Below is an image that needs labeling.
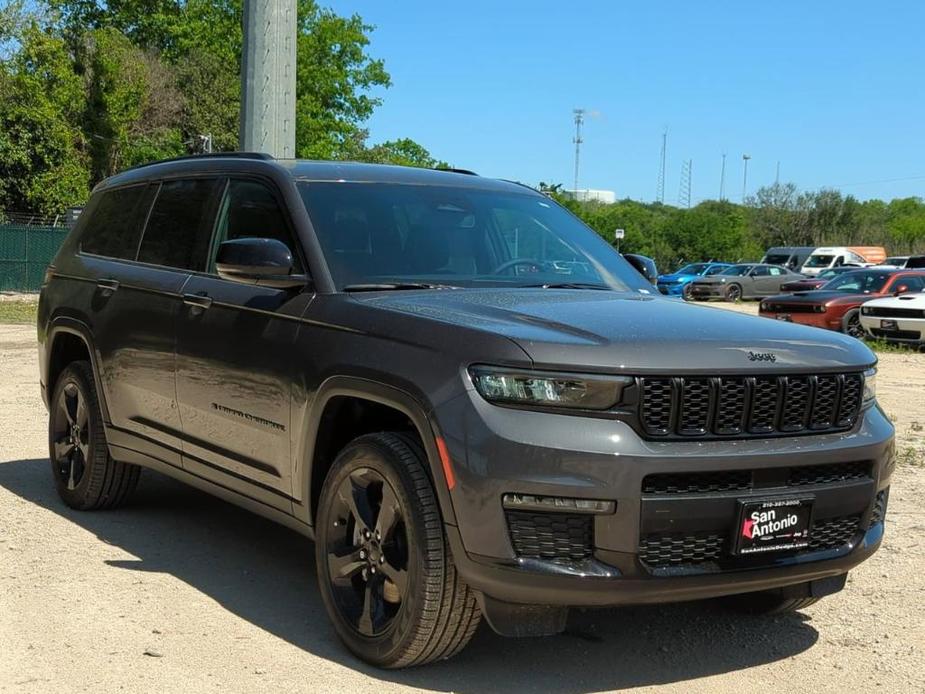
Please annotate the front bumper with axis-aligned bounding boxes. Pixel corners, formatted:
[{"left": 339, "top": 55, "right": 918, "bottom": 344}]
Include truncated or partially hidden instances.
[
  {"left": 759, "top": 310, "right": 842, "bottom": 331},
  {"left": 657, "top": 283, "right": 685, "bottom": 296},
  {"left": 688, "top": 283, "right": 726, "bottom": 299},
  {"left": 860, "top": 315, "right": 925, "bottom": 343},
  {"left": 436, "top": 393, "right": 894, "bottom": 607}
]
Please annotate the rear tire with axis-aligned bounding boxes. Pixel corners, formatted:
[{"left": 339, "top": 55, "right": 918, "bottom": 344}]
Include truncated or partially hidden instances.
[
  {"left": 315, "top": 432, "right": 480, "bottom": 668},
  {"left": 48, "top": 361, "right": 140, "bottom": 510}
]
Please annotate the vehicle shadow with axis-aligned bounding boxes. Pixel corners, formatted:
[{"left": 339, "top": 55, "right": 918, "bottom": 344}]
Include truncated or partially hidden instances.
[{"left": 0, "top": 459, "right": 819, "bottom": 692}]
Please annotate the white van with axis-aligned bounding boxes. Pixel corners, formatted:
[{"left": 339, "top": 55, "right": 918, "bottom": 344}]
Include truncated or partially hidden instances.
[{"left": 800, "top": 246, "right": 887, "bottom": 276}]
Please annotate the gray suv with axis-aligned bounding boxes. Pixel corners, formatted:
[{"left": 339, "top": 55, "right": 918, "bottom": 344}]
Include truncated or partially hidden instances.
[{"left": 37, "top": 154, "right": 894, "bottom": 668}]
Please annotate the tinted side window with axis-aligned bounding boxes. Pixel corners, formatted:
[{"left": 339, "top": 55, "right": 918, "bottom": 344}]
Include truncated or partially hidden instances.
[
  {"left": 212, "top": 179, "right": 302, "bottom": 272},
  {"left": 80, "top": 185, "right": 148, "bottom": 259},
  {"left": 138, "top": 178, "right": 222, "bottom": 270},
  {"left": 751, "top": 266, "right": 771, "bottom": 276}
]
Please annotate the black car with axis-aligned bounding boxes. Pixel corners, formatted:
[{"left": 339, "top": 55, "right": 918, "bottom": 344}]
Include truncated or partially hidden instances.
[{"left": 38, "top": 154, "right": 894, "bottom": 668}]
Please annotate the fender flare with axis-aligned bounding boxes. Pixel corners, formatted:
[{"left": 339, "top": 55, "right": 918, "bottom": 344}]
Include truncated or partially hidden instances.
[
  {"left": 46, "top": 316, "right": 112, "bottom": 423},
  {"left": 296, "top": 375, "right": 458, "bottom": 528}
]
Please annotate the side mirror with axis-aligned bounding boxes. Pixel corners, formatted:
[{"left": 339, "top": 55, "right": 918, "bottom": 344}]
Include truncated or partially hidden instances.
[
  {"left": 216, "top": 237, "right": 309, "bottom": 289},
  {"left": 894, "top": 285, "right": 910, "bottom": 295},
  {"left": 623, "top": 253, "right": 658, "bottom": 285}
]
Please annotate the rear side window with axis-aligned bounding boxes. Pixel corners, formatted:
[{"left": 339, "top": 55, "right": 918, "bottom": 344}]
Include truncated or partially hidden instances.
[
  {"left": 138, "top": 178, "right": 223, "bottom": 271},
  {"left": 80, "top": 185, "right": 148, "bottom": 259}
]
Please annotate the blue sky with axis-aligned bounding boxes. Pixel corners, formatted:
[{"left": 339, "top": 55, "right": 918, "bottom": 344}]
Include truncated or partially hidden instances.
[{"left": 335, "top": 1, "right": 925, "bottom": 205}]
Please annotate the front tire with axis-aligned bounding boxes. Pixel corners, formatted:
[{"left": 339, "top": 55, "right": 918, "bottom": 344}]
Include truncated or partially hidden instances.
[
  {"left": 315, "top": 433, "right": 480, "bottom": 668},
  {"left": 48, "top": 361, "right": 140, "bottom": 510},
  {"left": 843, "top": 309, "right": 865, "bottom": 338},
  {"left": 725, "top": 284, "right": 743, "bottom": 302}
]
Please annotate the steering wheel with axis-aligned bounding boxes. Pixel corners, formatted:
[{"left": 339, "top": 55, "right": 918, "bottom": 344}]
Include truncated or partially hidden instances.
[{"left": 492, "top": 258, "right": 542, "bottom": 275}]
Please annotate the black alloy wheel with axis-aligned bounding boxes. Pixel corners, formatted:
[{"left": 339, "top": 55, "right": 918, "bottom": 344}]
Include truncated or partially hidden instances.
[
  {"left": 725, "top": 283, "right": 743, "bottom": 302},
  {"left": 325, "top": 467, "right": 409, "bottom": 637},
  {"left": 51, "top": 380, "right": 90, "bottom": 492}
]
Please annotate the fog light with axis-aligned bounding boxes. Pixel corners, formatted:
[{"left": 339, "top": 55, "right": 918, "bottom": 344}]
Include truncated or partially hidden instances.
[{"left": 502, "top": 493, "right": 615, "bottom": 515}]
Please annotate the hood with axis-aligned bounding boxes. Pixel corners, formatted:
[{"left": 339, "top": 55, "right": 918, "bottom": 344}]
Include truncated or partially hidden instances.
[
  {"left": 657, "top": 273, "right": 695, "bottom": 283},
  {"left": 360, "top": 289, "right": 874, "bottom": 373},
  {"left": 864, "top": 292, "right": 925, "bottom": 309}
]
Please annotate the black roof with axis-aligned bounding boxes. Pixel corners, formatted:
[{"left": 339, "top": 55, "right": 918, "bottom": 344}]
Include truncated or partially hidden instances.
[{"left": 99, "top": 155, "right": 528, "bottom": 195}]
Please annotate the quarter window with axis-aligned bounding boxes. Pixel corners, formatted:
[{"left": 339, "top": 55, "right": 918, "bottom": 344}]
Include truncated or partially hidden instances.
[
  {"left": 137, "top": 178, "right": 223, "bottom": 271},
  {"left": 79, "top": 185, "right": 149, "bottom": 260}
]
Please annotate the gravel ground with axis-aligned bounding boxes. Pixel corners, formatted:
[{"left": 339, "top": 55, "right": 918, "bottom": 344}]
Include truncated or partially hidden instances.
[{"left": 1, "top": 313, "right": 923, "bottom": 693}]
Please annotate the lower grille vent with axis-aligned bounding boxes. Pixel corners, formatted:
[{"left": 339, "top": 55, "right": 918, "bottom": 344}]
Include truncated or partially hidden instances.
[{"left": 506, "top": 510, "right": 593, "bottom": 562}]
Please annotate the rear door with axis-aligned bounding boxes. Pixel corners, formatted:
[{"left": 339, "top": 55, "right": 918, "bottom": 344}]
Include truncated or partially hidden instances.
[
  {"left": 174, "top": 178, "right": 312, "bottom": 506},
  {"left": 80, "top": 179, "right": 222, "bottom": 466}
]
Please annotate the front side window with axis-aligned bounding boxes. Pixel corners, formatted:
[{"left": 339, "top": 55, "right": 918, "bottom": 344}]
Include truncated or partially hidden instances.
[
  {"left": 719, "top": 265, "right": 753, "bottom": 277},
  {"left": 750, "top": 266, "right": 771, "bottom": 276},
  {"left": 211, "top": 179, "right": 302, "bottom": 272},
  {"left": 137, "top": 178, "right": 223, "bottom": 270},
  {"left": 297, "top": 182, "right": 649, "bottom": 291},
  {"left": 79, "top": 185, "right": 149, "bottom": 260},
  {"left": 892, "top": 275, "right": 925, "bottom": 293},
  {"left": 768, "top": 267, "right": 784, "bottom": 276}
]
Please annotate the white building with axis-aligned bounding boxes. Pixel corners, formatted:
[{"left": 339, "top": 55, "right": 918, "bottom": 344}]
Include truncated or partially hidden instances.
[{"left": 562, "top": 189, "right": 617, "bottom": 204}]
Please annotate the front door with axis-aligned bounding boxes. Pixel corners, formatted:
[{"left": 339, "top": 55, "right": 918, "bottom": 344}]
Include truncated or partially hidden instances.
[{"left": 174, "top": 178, "right": 312, "bottom": 506}]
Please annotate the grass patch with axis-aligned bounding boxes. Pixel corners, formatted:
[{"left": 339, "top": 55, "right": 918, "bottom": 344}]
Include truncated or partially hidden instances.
[
  {"left": 896, "top": 446, "right": 925, "bottom": 468},
  {"left": 0, "top": 301, "right": 38, "bottom": 324},
  {"left": 863, "top": 338, "right": 923, "bottom": 355}
]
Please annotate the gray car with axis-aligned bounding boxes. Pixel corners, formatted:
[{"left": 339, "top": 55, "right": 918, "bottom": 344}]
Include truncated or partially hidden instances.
[
  {"left": 37, "top": 155, "right": 893, "bottom": 668},
  {"left": 689, "top": 263, "right": 804, "bottom": 301}
]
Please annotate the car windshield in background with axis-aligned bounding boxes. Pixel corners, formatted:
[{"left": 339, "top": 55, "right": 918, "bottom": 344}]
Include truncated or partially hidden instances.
[
  {"left": 822, "top": 271, "right": 891, "bottom": 294},
  {"left": 764, "top": 254, "right": 790, "bottom": 265},
  {"left": 718, "top": 264, "right": 753, "bottom": 277},
  {"left": 677, "top": 263, "right": 709, "bottom": 275},
  {"left": 804, "top": 254, "right": 834, "bottom": 267},
  {"left": 297, "top": 182, "right": 648, "bottom": 292}
]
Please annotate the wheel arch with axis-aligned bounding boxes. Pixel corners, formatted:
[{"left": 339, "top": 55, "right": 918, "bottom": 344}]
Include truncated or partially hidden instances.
[
  {"left": 297, "top": 376, "right": 458, "bottom": 528},
  {"left": 45, "top": 317, "right": 111, "bottom": 423}
]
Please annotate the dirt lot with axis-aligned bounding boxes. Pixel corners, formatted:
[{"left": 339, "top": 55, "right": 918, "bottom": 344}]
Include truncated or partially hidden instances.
[{"left": 1, "top": 309, "right": 924, "bottom": 693}]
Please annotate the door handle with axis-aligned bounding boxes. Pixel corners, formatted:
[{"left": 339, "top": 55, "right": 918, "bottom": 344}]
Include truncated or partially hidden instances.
[
  {"left": 96, "top": 279, "right": 120, "bottom": 296},
  {"left": 183, "top": 293, "right": 213, "bottom": 313}
]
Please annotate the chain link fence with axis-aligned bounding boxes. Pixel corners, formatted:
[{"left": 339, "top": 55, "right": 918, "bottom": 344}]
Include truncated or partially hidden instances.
[{"left": 0, "top": 222, "right": 69, "bottom": 292}]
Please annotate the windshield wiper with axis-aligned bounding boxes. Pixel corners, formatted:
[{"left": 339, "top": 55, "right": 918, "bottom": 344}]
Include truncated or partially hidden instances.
[
  {"left": 519, "top": 282, "right": 613, "bottom": 290},
  {"left": 343, "top": 282, "right": 461, "bottom": 292}
]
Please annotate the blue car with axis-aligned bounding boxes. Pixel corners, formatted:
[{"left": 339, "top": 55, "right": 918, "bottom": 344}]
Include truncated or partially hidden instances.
[{"left": 657, "top": 262, "right": 732, "bottom": 298}]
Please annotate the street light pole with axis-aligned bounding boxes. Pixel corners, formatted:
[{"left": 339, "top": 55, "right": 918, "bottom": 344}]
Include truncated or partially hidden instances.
[{"left": 741, "top": 154, "right": 751, "bottom": 202}]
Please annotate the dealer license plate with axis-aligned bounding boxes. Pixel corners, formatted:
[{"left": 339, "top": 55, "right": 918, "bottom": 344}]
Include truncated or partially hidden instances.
[
  {"left": 881, "top": 319, "right": 898, "bottom": 330},
  {"left": 776, "top": 314, "right": 792, "bottom": 322},
  {"left": 735, "top": 497, "right": 813, "bottom": 555}
]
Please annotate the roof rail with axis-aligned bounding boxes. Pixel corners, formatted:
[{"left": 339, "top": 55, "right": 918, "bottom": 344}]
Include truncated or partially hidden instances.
[
  {"left": 121, "top": 152, "right": 275, "bottom": 173},
  {"left": 437, "top": 167, "right": 478, "bottom": 176}
]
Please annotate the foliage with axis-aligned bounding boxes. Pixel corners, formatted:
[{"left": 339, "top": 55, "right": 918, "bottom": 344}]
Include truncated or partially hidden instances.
[
  {"left": 0, "top": 300, "right": 39, "bottom": 324},
  {"left": 0, "top": 0, "right": 444, "bottom": 215}
]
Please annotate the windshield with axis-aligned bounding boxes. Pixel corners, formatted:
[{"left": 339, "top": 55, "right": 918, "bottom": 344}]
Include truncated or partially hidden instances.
[
  {"left": 804, "top": 254, "right": 834, "bottom": 268},
  {"left": 676, "top": 263, "right": 709, "bottom": 275},
  {"left": 818, "top": 269, "right": 840, "bottom": 280},
  {"left": 718, "top": 264, "right": 753, "bottom": 277},
  {"left": 297, "top": 182, "right": 649, "bottom": 291},
  {"left": 822, "top": 271, "right": 891, "bottom": 294},
  {"left": 763, "top": 254, "right": 790, "bottom": 265}
]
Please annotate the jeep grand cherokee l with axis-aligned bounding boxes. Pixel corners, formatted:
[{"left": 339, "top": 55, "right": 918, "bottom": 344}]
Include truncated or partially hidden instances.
[{"left": 38, "top": 154, "right": 894, "bottom": 668}]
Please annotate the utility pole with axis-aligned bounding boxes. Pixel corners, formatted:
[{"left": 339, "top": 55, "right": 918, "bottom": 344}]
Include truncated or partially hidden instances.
[
  {"left": 719, "top": 153, "right": 726, "bottom": 201},
  {"left": 656, "top": 128, "right": 667, "bottom": 203},
  {"left": 741, "top": 154, "right": 751, "bottom": 202},
  {"left": 240, "top": 0, "right": 297, "bottom": 157},
  {"left": 572, "top": 109, "right": 585, "bottom": 194},
  {"left": 775, "top": 160, "right": 780, "bottom": 185}
]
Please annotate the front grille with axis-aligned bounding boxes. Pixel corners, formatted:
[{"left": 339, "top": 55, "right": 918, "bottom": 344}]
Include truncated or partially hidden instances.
[
  {"left": 762, "top": 303, "right": 820, "bottom": 313},
  {"left": 869, "top": 488, "right": 889, "bottom": 528},
  {"left": 642, "top": 461, "right": 872, "bottom": 496},
  {"left": 505, "top": 510, "right": 592, "bottom": 562},
  {"left": 870, "top": 328, "right": 921, "bottom": 340},
  {"left": 639, "top": 373, "right": 864, "bottom": 439},
  {"left": 639, "top": 514, "right": 862, "bottom": 569},
  {"left": 865, "top": 307, "right": 925, "bottom": 319}
]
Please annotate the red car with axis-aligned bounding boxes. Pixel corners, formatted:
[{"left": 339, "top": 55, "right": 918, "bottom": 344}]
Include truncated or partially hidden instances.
[
  {"left": 760, "top": 269, "right": 925, "bottom": 337},
  {"left": 778, "top": 265, "right": 863, "bottom": 292}
]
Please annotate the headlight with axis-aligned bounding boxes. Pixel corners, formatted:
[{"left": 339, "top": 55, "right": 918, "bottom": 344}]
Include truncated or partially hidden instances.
[
  {"left": 861, "top": 306, "right": 873, "bottom": 315},
  {"left": 814, "top": 304, "right": 827, "bottom": 313},
  {"left": 863, "top": 367, "right": 877, "bottom": 405},
  {"left": 469, "top": 366, "right": 631, "bottom": 410}
]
